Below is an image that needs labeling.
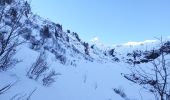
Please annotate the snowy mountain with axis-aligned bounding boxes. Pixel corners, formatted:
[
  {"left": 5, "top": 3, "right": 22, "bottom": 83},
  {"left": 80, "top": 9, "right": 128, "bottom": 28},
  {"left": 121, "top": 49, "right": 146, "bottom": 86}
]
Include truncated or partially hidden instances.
[{"left": 0, "top": 0, "right": 170, "bottom": 100}]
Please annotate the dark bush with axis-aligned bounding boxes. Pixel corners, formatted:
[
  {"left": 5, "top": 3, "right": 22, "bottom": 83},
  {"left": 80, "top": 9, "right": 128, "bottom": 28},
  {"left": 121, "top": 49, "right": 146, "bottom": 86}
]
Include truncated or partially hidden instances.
[
  {"left": 40, "top": 25, "right": 51, "bottom": 38},
  {"left": 113, "top": 88, "right": 129, "bottom": 100},
  {"left": 23, "top": 1, "right": 31, "bottom": 17},
  {"left": 5, "top": 0, "right": 13, "bottom": 4},
  {"left": 126, "top": 59, "right": 133, "bottom": 65},
  {"left": 160, "top": 41, "right": 170, "bottom": 54},
  {"left": 54, "top": 26, "right": 64, "bottom": 39},
  {"left": 140, "top": 59, "right": 150, "bottom": 63},
  {"left": 127, "top": 50, "right": 142, "bottom": 60},
  {"left": 57, "top": 55, "right": 67, "bottom": 64},
  {"left": 91, "top": 45, "right": 95, "bottom": 49},
  {"left": 10, "top": 8, "right": 17, "bottom": 20},
  {"left": 66, "top": 36, "right": 69, "bottom": 42},
  {"left": 54, "top": 28, "right": 59, "bottom": 38},
  {"left": 108, "top": 48, "right": 115, "bottom": 57},
  {"left": 83, "top": 42, "right": 89, "bottom": 55},
  {"left": 67, "top": 30, "right": 70, "bottom": 33},
  {"left": 29, "top": 37, "right": 42, "bottom": 50},
  {"left": 56, "top": 24, "right": 62, "bottom": 31},
  {"left": 0, "top": 0, "right": 13, "bottom": 5},
  {"left": 73, "top": 32, "right": 81, "bottom": 42},
  {"left": 113, "top": 57, "right": 120, "bottom": 62},
  {"left": 145, "top": 50, "right": 160, "bottom": 60},
  {"left": 0, "top": 0, "right": 5, "bottom": 5},
  {"left": 133, "top": 50, "right": 142, "bottom": 60},
  {"left": 127, "top": 53, "right": 132, "bottom": 57},
  {"left": 134, "top": 61, "right": 140, "bottom": 64}
]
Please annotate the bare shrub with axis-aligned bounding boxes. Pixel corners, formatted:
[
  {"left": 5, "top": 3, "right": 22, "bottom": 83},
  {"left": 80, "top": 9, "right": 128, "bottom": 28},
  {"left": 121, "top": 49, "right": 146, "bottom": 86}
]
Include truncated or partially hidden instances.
[
  {"left": 0, "top": 0, "right": 31, "bottom": 71},
  {"left": 0, "top": 81, "right": 17, "bottom": 95},
  {"left": 42, "top": 70, "right": 60, "bottom": 86},
  {"left": 0, "top": 84, "right": 12, "bottom": 95},
  {"left": 113, "top": 88, "right": 129, "bottom": 100},
  {"left": 27, "top": 52, "right": 48, "bottom": 80},
  {"left": 73, "top": 32, "right": 81, "bottom": 42},
  {"left": 51, "top": 49, "right": 67, "bottom": 64}
]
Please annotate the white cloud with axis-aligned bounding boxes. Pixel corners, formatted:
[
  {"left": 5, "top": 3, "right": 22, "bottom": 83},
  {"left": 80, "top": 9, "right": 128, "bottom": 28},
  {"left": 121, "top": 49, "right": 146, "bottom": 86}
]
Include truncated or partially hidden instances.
[
  {"left": 90, "top": 37, "right": 159, "bottom": 48},
  {"left": 90, "top": 37, "right": 108, "bottom": 48},
  {"left": 90, "top": 37, "right": 99, "bottom": 43},
  {"left": 123, "top": 40, "right": 157, "bottom": 46}
]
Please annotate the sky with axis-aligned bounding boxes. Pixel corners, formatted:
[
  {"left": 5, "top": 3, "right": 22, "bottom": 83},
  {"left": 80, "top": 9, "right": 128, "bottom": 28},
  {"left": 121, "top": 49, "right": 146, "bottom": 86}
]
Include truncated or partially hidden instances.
[{"left": 31, "top": 0, "right": 170, "bottom": 45}]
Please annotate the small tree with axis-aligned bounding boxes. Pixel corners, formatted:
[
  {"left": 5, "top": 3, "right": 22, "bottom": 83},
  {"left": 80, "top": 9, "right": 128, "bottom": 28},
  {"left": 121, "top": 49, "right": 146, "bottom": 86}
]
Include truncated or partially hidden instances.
[
  {"left": 0, "top": 0, "right": 31, "bottom": 71},
  {"left": 123, "top": 39, "right": 170, "bottom": 100}
]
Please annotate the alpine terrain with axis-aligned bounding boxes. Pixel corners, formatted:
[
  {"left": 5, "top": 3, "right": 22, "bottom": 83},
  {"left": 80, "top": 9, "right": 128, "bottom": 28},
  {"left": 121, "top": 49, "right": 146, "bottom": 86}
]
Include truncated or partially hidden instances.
[{"left": 0, "top": 0, "right": 170, "bottom": 100}]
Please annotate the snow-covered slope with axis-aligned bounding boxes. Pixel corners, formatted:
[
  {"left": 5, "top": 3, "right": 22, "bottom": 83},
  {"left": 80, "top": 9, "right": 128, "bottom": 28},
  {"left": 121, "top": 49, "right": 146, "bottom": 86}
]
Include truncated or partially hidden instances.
[
  {"left": 0, "top": 0, "right": 170, "bottom": 100},
  {"left": 0, "top": 45, "right": 155, "bottom": 100}
]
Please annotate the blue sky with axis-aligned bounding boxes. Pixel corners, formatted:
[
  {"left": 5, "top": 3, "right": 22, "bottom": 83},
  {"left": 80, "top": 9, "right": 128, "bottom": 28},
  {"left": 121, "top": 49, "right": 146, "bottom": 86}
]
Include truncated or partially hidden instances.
[{"left": 31, "top": 0, "right": 170, "bottom": 45}]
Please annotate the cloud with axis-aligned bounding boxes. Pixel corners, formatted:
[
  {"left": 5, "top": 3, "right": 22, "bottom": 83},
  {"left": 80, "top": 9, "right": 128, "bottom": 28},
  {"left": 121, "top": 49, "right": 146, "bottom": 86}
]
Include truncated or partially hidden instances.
[
  {"left": 90, "top": 37, "right": 160, "bottom": 47},
  {"left": 90, "top": 37, "right": 107, "bottom": 48},
  {"left": 90, "top": 37, "right": 100, "bottom": 43},
  {"left": 123, "top": 40, "right": 157, "bottom": 46}
]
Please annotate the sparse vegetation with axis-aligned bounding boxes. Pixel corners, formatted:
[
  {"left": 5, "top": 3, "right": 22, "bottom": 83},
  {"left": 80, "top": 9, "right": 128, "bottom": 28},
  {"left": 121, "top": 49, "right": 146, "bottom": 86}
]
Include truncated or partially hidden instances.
[
  {"left": 27, "top": 52, "right": 48, "bottom": 80},
  {"left": 0, "top": 84, "right": 13, "bottom": 95},
  {"left": 113, "top": 88, "right": 129, "bottom": 100},
  {"left": 56, "top": 23, "right": 62, "bottom": 31},
  {"left": 83, "top": 42, "right": 89, "bottom": 55},
  {"left": 27, "top": 52, "right": 59, "bottom": 86},
  {"left": 0, "top": 0, "right": 30, "bottom": 71},
  {"left": 42, "top": 70, "right": 60, "bottom": 86},
  {"left": 73, "top": 32, "right": 81, "bottom": 42},
  {"left": 0, "top": 81, "right": 17, "bottom": 95},
  {"left": 40, "top": 25, "right": 51, "bottom": 38},
  {"left": 123, "top": 39, "right": 170, "bottom": 100}
]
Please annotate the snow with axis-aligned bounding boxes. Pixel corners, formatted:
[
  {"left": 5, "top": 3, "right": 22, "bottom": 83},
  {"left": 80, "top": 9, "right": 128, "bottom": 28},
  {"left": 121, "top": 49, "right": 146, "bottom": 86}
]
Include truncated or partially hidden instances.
[
  {"left": 0, "top": 1, "right": 168, "bottom": 99},
  {"left": 122, "top": 40, "right": 157, "bottom": 46},
  {"left": 0, "top": 43, "right": 155, "bottom": 100}
]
